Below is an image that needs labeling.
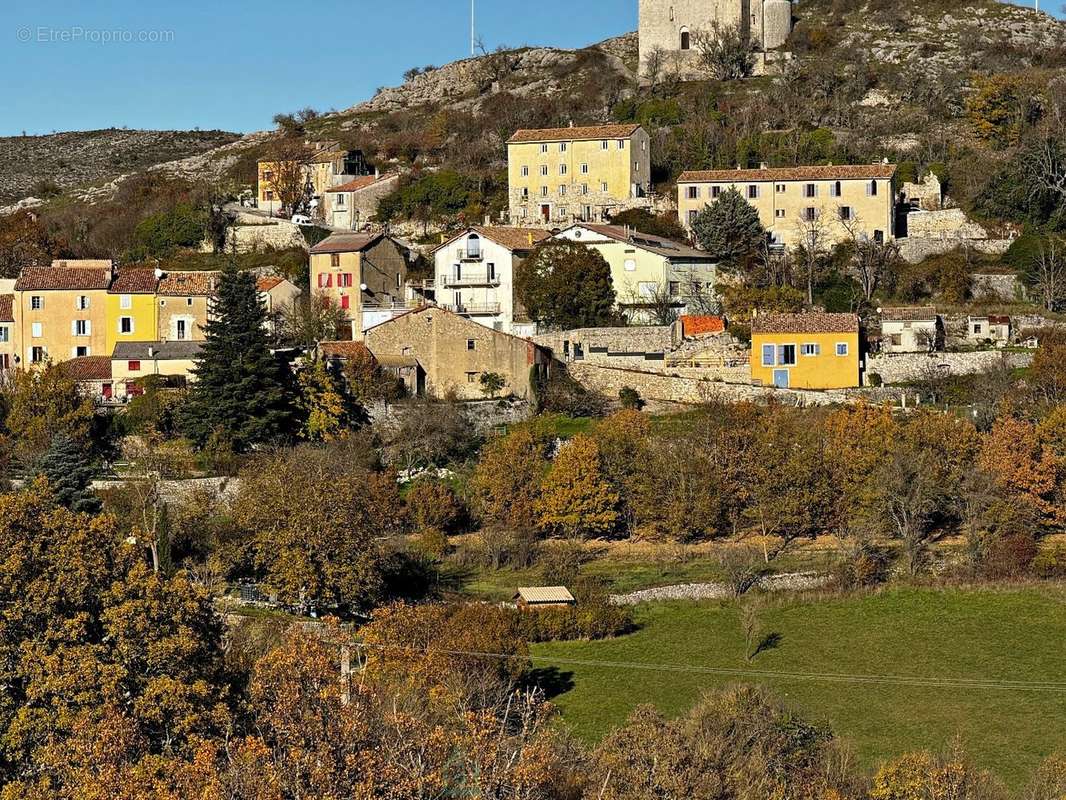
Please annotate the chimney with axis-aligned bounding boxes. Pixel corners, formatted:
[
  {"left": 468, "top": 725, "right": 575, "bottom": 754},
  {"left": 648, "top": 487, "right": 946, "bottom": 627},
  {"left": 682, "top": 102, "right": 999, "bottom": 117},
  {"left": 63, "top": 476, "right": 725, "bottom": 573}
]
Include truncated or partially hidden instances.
[
  {"left": 759, "top": 161, "right": 768, "bottom": 170},
  {"left": 527, "top": 232, "right": 534, "bottom": 246},
  {"left": 374, "top": 167, "right": 380, "bottom": 180}
]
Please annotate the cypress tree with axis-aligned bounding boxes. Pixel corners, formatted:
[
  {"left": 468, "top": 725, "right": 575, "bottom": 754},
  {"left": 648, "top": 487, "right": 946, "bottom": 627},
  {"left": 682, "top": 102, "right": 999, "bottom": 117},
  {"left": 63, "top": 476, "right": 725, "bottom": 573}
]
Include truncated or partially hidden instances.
[
  {"left": 181, "top": 268, "right": 298, "bottom": 451},
  {"left": 35, "top": 433, "right": 101, "bottom": 514}
]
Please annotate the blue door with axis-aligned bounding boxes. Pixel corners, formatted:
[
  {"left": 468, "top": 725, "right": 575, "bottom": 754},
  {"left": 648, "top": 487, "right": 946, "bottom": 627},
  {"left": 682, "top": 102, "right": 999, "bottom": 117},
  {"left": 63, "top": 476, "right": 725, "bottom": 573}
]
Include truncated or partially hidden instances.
[{"left": 773, "top": 369, "right": 789, "bottom": 388}]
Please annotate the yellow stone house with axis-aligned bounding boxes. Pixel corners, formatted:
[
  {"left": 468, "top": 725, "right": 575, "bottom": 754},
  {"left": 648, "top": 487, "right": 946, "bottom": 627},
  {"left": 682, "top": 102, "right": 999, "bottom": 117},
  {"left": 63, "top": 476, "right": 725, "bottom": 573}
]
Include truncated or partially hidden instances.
[
  {"left": 507, "top": 124, "right": 651, "bottom": 225},
  {"left": 106, "top": 268, "right": 160, "bottom": 355},
  {"left": 13, "top": 260, "right": 113, "bottom": 364},
  {"left": 309, "top": 232, "right": 408, "bottom": 335},
  {"left": 750, "top": 312, "right": 861, "bottom": 389},
  {"left": 677, "top": 163, "right": 898, "bottom": 248}
]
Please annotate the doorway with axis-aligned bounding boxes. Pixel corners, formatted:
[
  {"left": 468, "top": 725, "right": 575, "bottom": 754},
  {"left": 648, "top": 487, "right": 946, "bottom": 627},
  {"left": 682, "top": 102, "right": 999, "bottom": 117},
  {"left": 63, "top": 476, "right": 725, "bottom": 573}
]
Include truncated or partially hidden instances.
[{"left": 773, "top": 369, "right": 789, "bottom": 388}]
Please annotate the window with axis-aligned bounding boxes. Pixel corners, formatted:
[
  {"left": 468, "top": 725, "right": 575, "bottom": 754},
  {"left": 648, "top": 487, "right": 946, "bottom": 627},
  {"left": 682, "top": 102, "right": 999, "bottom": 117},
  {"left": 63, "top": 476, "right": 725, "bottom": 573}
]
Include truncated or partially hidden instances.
[
  {"left": 0, "top": 327, "right": 7, "bottom": 343},
  {"left": 711, "top": 186, "right": 721, "bottom": 199},
  {"left": 540, "top": 186, "right": 548, "bottom": 197},
  {"left": 263, "top": 170, "right": 273, "bottom": 181},
  {"left": 804, "top": 183, "right": 817, "bottom": 198},
  {"left": 128, "top": 360, "right": 142, "bottom": 371},
  {"left": 775, "top": 209, "right": 786, "bottom": 218},
  {"left": 874, "top": 230, "right": 884, "bottom": 244},
  {"left": 467, "top": 339, "right": 476, "bottom": 350},
  {"left": 31, "top": 346, "right": 45, "bottom": 364},
  {"left": 560, "top": 142, "right": 567, "bottom": 152},
  {"left": 318, "top": 273, "right": 332, "bottom": 288},
  {"left": 335, "top": 194, "right": 346, "bottom": 207},
  {"left": 559, "top": 164, "right": 567, "bottom": 175},
  {"left": 601, "top": 140, "right": 609, "bottom": 150},
  {"left": 74, "top": 346, "right": 89, "bottom": 358},
  {"left": 890, "top": 333, "right": 902, "bottom": 347},
  {"left": 600, "top": 181, "right": 609, "bottom": 193},
  {"left": 540, "top": 165, "right": 548, "bottom": 176},
  {"left": 540, "top": 143, "right": 548, "bottom": 154},
  {"left": 265, "top": 191, "right": 274, "bottom": 201},
  {"left": 804, "top": 207, "right": 818, "bottom": 221},
  {"left": 680, "top": 27, "right": 690, "bottom": 49},
  {"left": 330, "top": 253, "right": 340, "bottom": 267},
  {"left": 30, "top": 296, "right": 42, "bottom": 310},
  {"left": 559, "top": 206, "right": 568, "bottom": 217},
  {"left": 187, "top": 298, "right": 193, "bottom": 306},
  {"left": 624, "top": 258, "right": 636, "bottom": 272},
  {"left": 801, "top": 343, "right": 820, "bottom": 356},
  {"left": 761, "top": 344, "right": 775, "bottom": 366},
  {"left": 31, "top": 322, "right": 42, "bottom": 338},
  {"left": 340, "top": 295, "right": 350, "bottom": 310},
  {"left": 74, "top": 320, "right": 89, "bottom": 336},
  {"left": 76, "top": 295, "right": 90, "bottom": 310},
  {"left": 337, "top": 273, "right": 353, "bottom": 287},
  {"left": 119, "top": 294, "right": 132, "bottom": 309},
  {"left": 618, "top": 140, "right": 625, "bottom": 149},
  {"left": 686, "top": 186, "right": 699, "bottom": 199},
  {"left": 747, "top": 185, "right": 759, "bottom": 199},
  {"left": 688, "top": 210, "right": 698, "bottom": 224},
  {"left": 775, "top": 183, "right": 786, "bottom": 193},
  {"left": 487, "top": 262, "right": 496, "bottom": 281},
  {"left": 868, "top": 180, "right": 878, "bottom": 196},
  {"left": 972, "top": 323, "right": 982, "bottom": 334},
  {"left": 668, "top": 281, "right": 681, "bottom": 296},
  {"left": 777, "top": 344, "right": 797, "bottom": 366},
  {"left": 119, "top": 317, "right": 133, "bottom": 334},
  {"left": 467, "top": 372, "right": 478, "bottom": 383},
  {"left": 836, "top": 206, "right": 852, "bottom": 221},
  {"left": 580, "top": 163, "right": 589, "bottom": 174},
  {"left": 176, "top": 319, "right": 187, "bottom": 340},
  {"left": 521, "top": 187, "right": 529, "bottom": 199},
  {"left": 831, "top": 180, "right": 842, "bottom": 197},
  {"left": 558, "top": 185, "right": 567, "bottom": 196},
  {"left": 521, "top": 165, "right": 529, "bottom": 177},
  {"left": 581, "top": 184, "right": 589, "bottom": 195},
  {"left": 835, "top": 342, "right": 849, "bottom": 356}
]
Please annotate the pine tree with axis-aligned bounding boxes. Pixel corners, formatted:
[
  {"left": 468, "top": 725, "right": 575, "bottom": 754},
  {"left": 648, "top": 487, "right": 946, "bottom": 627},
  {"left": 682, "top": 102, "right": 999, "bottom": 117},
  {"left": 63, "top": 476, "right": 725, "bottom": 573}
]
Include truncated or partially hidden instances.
[
  {"left": 691, "top": 187, "right": 766, "bottom": 268},
  {"left": 34, "top": 433, "right": 101, "bottom": 514},
  {"left": 181, "top": 268, "right": 298, "bottom": 452}
]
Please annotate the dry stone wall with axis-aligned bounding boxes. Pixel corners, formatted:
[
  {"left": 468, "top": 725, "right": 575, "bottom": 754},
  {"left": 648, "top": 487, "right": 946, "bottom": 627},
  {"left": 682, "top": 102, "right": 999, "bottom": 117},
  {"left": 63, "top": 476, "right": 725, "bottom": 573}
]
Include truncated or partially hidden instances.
[{"left": 866, "top": 350, "right": 1031, "bottom": 384}]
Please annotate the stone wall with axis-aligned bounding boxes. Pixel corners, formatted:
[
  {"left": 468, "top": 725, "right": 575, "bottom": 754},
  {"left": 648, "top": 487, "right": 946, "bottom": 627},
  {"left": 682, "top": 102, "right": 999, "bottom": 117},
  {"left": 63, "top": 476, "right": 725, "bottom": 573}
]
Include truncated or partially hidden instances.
[
  {"left": 971, "top": 273, "right": 1026, "bottom": 302},
  {"left": 208, "top": 215, "right": 306, "bottom": 254},
  {"left": 898, "top": 236, "right": 1012, "bottom": 264},
  {"left": 532, "top": 325, "right": 678, "bottom": 364},
  {"left": 866, "top": 350, "right": 1032, "bottom": 384}
]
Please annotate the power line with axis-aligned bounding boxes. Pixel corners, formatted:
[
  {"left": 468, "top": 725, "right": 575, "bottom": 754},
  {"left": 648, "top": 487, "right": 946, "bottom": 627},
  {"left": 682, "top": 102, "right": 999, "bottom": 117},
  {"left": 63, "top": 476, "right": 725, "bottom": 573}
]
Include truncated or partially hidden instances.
[{"left": 355, "top": 642, "right": 1066, "bottom": 694}]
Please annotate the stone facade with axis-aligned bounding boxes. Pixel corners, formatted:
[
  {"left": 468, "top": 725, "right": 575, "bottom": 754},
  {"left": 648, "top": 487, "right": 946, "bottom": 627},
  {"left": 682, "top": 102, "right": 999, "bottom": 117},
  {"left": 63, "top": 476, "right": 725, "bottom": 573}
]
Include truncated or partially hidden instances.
[
  {"left": 326, "top": 173, "right": 401, "bottom": 231},
  {"left": 213, "top": 214, "right": 306, "bottom": 255},
  {"left": 865, "top": 350, "right": 1031, "bottom": 385},
  {"left": 971, "top": 273, "right": 1026, "bottom": 303},
  {"left": 533, "top": 325, "right": 678, "bottom": 367},
  {"left": 638, "top": 0, "right": 793, "bottom": 78},
  {"left": 899, "top": 172, "right": 943, "bottom": 211},
  {"left": 898, "top": 237, "right": 1012, "bottom": 264},
  {"left": 364, "top": 306, "right": 550, "bottom": 401}
]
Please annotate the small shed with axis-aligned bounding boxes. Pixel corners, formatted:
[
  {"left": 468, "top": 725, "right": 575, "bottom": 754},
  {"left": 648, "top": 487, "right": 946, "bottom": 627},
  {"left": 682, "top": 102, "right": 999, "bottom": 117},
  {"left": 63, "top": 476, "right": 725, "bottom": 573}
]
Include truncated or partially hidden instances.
[{"left": 513, "top": 586, "right": 576, "bottom": 608}]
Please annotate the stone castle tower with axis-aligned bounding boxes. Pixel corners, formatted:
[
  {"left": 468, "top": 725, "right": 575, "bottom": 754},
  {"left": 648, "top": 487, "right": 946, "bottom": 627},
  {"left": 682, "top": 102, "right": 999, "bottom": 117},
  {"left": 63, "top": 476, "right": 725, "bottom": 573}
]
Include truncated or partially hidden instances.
[{"left": 638, "top": 0, "right": 793, "bottom": 77}]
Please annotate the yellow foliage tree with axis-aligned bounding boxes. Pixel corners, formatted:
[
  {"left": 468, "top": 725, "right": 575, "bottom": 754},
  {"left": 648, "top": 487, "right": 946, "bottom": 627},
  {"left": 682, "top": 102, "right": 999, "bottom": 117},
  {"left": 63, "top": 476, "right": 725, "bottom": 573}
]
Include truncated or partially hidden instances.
[{"left": 535, "top": 434, "right": 619, "bottom": 539}]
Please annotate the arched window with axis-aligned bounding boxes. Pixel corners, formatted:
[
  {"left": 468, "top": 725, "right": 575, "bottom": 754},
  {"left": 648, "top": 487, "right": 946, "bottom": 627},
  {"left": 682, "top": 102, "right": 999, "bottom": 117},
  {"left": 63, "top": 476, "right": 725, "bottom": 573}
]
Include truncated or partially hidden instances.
[
  {"left": 680, "top": 27, "right": 690, "bottom": 50},
  {"left": 466, "top": 233, "right": 481, "bottom": 259}
]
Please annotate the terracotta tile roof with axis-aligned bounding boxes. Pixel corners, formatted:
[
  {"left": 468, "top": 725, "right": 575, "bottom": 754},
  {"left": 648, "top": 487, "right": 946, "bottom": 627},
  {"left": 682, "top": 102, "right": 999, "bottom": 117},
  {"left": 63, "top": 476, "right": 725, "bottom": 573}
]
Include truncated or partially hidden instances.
[
  {"left": 507, "top": 124, "right": 641, "bottom": 144},
  {"left": 310, "top": 232, "right": 384, "bottom": 254},
  {"left": 110, "top": 268, "right": 159, "bottom": 294},
  {"left": 256, "top": 276, "right": 285, "bottom": 292},
  {"left": 51, "top": 259, "right": 113, "bottom": 269},
  {"left": 432, "top": 226, "right": 550, "bottom": 255},
  {"left": 325, "top": 173, "right": 398, "bottom": 193},
  {"left": 157, "top": 271, "right": 219, "bottom": 296},
  {"left": 881, "top": 306, "right": 938, "bottom": 322},
  {"left": 751, "top": 312, "right": 860, "bottom": 334},
  {"left": 988, "top": 315, "right": 1011, "bottom": 325},
  {"left": 112, "top": 341, "right": 203, "bottom": 360},
  {"left": 59, "top": 356, "right": 112, "bottom": 382},
  {"left": 678, "top": 164, "right": 898, "bottom": 183},
  {"left": 320, "top": 341, "right": 374, "bottom": 360},
  {"left": 681, "top": 315, "right": 726, "bottom": 337},
  {"left": 15, "top": 266, "right": 112, "bottom": 291},
  {"left": 569, "top": 223, "right": 710, "bottom": 260},
  {"left": 0, "top": 294, "right": 12, "bottom": 323}
]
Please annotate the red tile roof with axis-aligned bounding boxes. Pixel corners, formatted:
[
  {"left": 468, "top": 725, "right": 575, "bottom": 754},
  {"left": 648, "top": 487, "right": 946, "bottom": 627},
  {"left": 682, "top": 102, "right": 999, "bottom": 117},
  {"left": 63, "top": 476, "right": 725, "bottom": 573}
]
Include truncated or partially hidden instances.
[
  {"left": 678, "top": 164, "right": 898, "bottom": 183},
  {"left": 59, "top": 356, "right": 113, "bottom": 382},
  {"left": 256, "top": 276, "right": 285, "bottom": 292},
  {"left": 320, "top": 341, "right": 374, "bottom": 360},
  {"left": 0, "top": 295, "right": 12, "bottom": 323},
  {"left": 681, "top": 315, "right": 726, "bottom": 337},
  {"left": 15, "top": 266, "right": 112, "bottom": 291},
  {"left": 310, "top": 232, "right": 384, "bottom": 255},
  {"left": 325, "top": 173, "right": 398, "bottom": 193},
  {"left": 508, "top": 124, "right": 641, "bottom": 144},
  {"left": 751, "top": 312, "right": 860, "bottom": 334},
  {"left": 432, "top": 226, "right": 551, "bottom": 255},
  {"left": 157, "top": 271, "right": 219, "bottom": 296},
  {"left": 881, "top": 306, "right": 938, "bottom": 322},
  {"left": 110, "top": 268, "right": 159, "bottom": 294}
]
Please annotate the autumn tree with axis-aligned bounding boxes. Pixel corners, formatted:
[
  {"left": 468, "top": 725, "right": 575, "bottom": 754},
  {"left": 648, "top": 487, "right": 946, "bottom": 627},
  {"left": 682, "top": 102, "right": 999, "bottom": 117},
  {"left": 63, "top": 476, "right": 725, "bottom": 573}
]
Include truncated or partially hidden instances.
[
  {"left": 871, "top": 742, "right": 1007, "bottom": 800},
  {"left": 2, "top": 364, "right": 96, "bottom": 463},
  {"left": 515, "top": 241, "right": 617, "bottom": 329},
  {"left": 1029, "top": 337, "right": 1066, "bottom": 407},
  {"left": 0, "top": 209, "right": 58, "bottom": 279},
  {"left": 295, "top": 357, "right": 366, "bottom": 441},
  {"left": 978, "top": 414, "right": 1063, "bottom": 529},
  {"left": 470, "top": 421, "right": 552, "bottom": 531},
  {"left": 535, "top": 435, "right": 620, "bottom": 539},
  {"left": 261, "top": 138, "right": 312, "bottom": 216},
  {"left": 690, "top": 187, "right": 766, "bottom": 269}
]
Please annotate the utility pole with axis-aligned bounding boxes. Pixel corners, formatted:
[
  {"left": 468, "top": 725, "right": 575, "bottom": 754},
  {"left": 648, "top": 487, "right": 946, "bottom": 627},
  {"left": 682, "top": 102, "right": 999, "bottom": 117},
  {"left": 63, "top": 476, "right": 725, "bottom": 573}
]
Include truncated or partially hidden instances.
[{"left": 471, "top": 0, "right": 476, "bottom": 56}]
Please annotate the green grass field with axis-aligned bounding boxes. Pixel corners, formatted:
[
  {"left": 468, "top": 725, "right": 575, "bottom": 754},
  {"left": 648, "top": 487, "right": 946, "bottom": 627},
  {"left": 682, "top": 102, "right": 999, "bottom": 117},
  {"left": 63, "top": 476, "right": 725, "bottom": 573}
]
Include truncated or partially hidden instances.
[{"left": 530, "top": 585, "right": 1066, "bottom": 788}]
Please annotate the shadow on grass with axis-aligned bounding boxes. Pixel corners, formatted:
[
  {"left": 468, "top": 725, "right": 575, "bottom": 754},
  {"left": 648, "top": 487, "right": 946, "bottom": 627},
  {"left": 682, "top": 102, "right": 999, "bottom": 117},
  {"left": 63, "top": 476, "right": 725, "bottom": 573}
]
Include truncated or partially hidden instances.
[
  {"left": 753, "top": 631, "right": 782, "bottom": 658},
  {"left": 527, "top": 666, "right": 575, "bottom": 699}
]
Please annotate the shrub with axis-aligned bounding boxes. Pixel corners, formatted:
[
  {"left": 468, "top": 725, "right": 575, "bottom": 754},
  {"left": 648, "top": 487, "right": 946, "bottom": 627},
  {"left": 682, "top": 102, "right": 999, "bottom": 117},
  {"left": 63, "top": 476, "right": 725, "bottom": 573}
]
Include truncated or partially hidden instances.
[
  {"left": 1032, "top": 543, "right": 1066, "bottom": 578},
  {"left": 619, "top": 386, "right": 644, "bottom": 410},
  {"left": 515, "top": 578, "right": 632, "bottom": 642},
  {"left": 867, "top": 372, "right": 883, "bottom": 388},
  {"left": 405, "top": 478, "right": 465, "bottom": 534},
  {"left": 981, "top": 531, "right": 1039, "bottom": 579}
]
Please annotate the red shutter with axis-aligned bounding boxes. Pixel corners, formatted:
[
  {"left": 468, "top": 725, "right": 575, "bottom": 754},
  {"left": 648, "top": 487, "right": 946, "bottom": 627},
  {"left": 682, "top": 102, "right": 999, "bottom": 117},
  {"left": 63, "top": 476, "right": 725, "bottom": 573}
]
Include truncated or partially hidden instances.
[{"left": 341, "top": 295, "right": 350, "bottom": 310}]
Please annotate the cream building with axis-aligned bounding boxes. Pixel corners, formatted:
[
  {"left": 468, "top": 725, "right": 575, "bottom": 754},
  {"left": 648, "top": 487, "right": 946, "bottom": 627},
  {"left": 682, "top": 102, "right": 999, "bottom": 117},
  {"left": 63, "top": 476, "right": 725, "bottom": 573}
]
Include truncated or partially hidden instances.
[
  {"left": 157, "top": 271, "right": 218, "bottom": 342},
  {"left": 507, "top": 124, "right": 651, "bottom": 225},
  {"left": 432, "top": 226, "right": 550, "bottom": 335},
  {"left": 553, "top": 223, "right": 718, "bottom": 321},
  {"left": 111, "top": 341, "right": 203, "bottom": 399},
  {"left": 880, "top": 306, "right": 940, "bottom": 353},
  {"left": 677, "top": 163, "right": 898, "bottom": 248},
  {"left": 13, "top": 260, "right": 113, "bottom": 364}
]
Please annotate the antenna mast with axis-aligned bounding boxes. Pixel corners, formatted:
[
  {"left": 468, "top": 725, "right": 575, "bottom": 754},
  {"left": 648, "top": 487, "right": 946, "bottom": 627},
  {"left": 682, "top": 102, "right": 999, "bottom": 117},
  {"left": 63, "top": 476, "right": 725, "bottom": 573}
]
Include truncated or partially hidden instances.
[{"left": 471, "top": 0, "right": 476, "bottom": 56}]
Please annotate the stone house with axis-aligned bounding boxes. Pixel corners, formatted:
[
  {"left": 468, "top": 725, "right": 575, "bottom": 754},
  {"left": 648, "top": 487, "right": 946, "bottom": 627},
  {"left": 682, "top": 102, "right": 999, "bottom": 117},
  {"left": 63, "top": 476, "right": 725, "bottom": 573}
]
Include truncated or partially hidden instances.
[
  {"left": 59, "top": 356, "right": 115, "bottom": 402},
  {"left": 309, "top": 232, "right": 409, "bottom": 336},
  {"left": 13, "top": 260, "right": 113, "bottom": 364},
  {"left": 156, "top": 271, "right": 218, "bottom": 343},
  {"left": 879, "top": 306, "right": 941, "bottom": 353},
  {"left": 507, "top": 124, "right": 651, "bottom": 225},
  {"left": 325, "top": 172, "right": 401, "bottom": 231},
  {"left": 677, "top": 164, "right": 898, "bottom": 249},
  {"left": 552, "top": 223, "right": 718, "bottom": 321},
  {"left": 750, "top": 312, "right": 861, "bottom": 389},
  {"left": 432, "top": 226, "right": 550, "bottom": 335},
  {"left": 363, "top": 306, "right": 550, "bottom": 401},
  {"left": 257, "top": 144, "right": 368, "bottom": 217},
  {"left": 967, "top": 315, "right": 1012, "bottom": 346},
  {"left": 533, "top": 325, "right": 677, "bottom": 367}
]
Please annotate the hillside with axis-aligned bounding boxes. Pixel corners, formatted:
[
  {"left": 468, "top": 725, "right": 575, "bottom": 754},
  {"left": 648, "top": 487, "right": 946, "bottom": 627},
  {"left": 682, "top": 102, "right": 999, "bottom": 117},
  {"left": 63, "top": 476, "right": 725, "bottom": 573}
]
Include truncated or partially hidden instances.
[{"left": 0, "top": 128, "right": 239, "bottom": 205}]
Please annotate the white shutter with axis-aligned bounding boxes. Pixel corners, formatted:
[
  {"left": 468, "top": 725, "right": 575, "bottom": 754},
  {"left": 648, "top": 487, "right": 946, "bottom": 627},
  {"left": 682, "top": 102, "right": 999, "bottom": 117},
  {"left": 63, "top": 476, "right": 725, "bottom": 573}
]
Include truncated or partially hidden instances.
[
  {"left": 71, "top": 320, "right": 77, "bottom": 336},
  {"left": 85, "top": 320, "right": 92, "bottom": 336}
]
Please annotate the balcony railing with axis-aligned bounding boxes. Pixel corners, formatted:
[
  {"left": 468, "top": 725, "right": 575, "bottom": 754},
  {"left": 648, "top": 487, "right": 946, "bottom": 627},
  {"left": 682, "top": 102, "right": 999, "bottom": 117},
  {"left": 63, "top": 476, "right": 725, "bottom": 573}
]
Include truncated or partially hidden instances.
[
  {"left": 456, "top": 247, "right": 483, "bottom": 262},
  {"left": 443, "top": 302, "right": 501, "bottom": 315},
  {"left": 442, "top": 272, "right": 500, "bottom": 287}
]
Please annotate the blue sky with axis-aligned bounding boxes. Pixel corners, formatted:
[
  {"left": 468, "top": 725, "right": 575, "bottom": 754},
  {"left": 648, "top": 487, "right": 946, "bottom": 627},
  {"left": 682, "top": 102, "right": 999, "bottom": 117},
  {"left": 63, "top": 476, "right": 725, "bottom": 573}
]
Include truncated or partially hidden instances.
[
  {"left": 0, "top": 1, "right": 1058, "bottom": 137},
  {"left": 0, "top": 0, "right": 636, "bottom": 136}
]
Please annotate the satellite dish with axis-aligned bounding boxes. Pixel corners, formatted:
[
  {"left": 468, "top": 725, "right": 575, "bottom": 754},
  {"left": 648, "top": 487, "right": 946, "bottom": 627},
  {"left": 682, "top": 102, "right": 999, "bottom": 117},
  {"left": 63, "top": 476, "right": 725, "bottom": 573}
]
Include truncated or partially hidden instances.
[
  {"left": 359, "top": 283, "right": 368, "bottom": 292},
  {"left": 154, "top": 268, "right": 164, "bottom": 279}
]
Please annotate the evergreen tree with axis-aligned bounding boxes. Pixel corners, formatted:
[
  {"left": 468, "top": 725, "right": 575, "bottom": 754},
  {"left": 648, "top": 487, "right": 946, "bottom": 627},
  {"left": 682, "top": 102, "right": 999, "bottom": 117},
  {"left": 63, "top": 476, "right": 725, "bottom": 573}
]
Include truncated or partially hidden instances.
[
  {"left": 181, "top": 268, "right": 298, "bottom": 452},
  {"left": 691, "top": 187, "right": 766, "bottom": 269},
  {"left": 34, "top": 433, "right": 101, "bottom": 514},
  {"left": 514, "top": 241, "right": 617, "bottom": 329}
]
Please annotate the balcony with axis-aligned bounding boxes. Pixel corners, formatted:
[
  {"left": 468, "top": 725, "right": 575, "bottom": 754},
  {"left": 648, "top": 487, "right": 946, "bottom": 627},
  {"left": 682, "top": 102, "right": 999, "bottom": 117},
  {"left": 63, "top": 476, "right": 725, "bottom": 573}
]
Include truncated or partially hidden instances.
[
  {"left": 443, "top": 302, "right": 501, "bottom": 316},
  {"left": 455, "top": 247, "right": 483, "bottom": 262},
  {"left": 442, "top": 271, "right": 500, "bottom": 288}
]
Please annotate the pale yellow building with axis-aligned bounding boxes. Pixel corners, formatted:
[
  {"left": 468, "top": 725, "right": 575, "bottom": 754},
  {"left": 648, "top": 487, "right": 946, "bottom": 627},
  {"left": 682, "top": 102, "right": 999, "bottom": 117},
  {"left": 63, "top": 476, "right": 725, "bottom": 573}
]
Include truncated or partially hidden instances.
[
  {"left": 507, "top": 124, "right": 651, "bottom": 225},
  {"left": 0, "top": 293, "right": 14, "bottom": 372},
  {"left": 257, "top": 145, "right": 367, "bottom": 218},
  {"left": 157, "top": 272, "right": 217, "bottom": 342},
  {"left": 13, "top": 260, "right": 112, "bottom": 365},
  {"left": 677, "top": 164, "right": 898, "bottom": 249},
  {"left": 111, "top": 341, "right": 203, "bottom": 399},
  {"left": 309, "top": 233, "right": 408, "bottom": 334}
]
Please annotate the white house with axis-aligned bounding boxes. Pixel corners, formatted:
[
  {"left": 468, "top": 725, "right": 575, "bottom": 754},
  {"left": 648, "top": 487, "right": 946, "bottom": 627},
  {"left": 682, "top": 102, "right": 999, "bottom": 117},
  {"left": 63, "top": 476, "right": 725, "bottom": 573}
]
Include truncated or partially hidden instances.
[
  {"left": 880, "top": 306, "right": 940, "bottom": 353},
  {"left": 431, "top": 226, "right": 550, "bottom": 335},
  {"left": 967, "top": 315, "right": 1011, "bottom": 347}
]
